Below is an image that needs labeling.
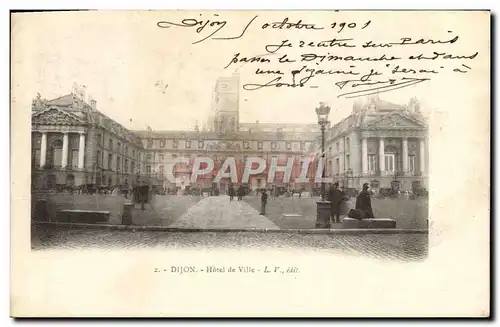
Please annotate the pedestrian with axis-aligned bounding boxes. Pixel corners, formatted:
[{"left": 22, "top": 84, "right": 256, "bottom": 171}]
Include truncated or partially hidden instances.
[
  {"left": 327, "top": 182, "right": 344, "bottom": 224},
  {"left": 259, "top": 189, "right": 268, "bottom": 215},
  {"left": 237, "top": 186, "right": 244, "bottom": 201},
  {"left": 228, "top": 185, "right": 235, "bottom": 201},
  {"left": 355, "top": 182, "right": 374, "bottom": 218}
]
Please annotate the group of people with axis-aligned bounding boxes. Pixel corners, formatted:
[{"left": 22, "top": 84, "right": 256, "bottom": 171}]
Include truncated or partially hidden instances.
[
  {"left": 227, "top": 185, "right": 245, "bottom": 201},
  {"left": 327, "top": 182, "right": 375, "bottom": 224}
]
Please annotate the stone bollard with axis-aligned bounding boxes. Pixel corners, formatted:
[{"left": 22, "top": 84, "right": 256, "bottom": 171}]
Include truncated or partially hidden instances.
[
  {"left": 34, "top": 199, "right": 49, "bottom": 222},
  {"left": 315, "top": 201, "right": 332, "bottom": 228},
  {"left": 122, "top": 203, "right": 134, "bottom": 225}
]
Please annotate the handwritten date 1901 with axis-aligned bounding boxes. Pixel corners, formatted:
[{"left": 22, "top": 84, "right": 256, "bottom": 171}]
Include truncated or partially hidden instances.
[{"left": 331, "top": 20, "right": 371, "bottom": 33}]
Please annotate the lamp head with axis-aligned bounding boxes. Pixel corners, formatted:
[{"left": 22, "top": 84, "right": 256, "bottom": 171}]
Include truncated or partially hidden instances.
[{"left": 315, "top": 102, "right": 331, "bottom": 123}]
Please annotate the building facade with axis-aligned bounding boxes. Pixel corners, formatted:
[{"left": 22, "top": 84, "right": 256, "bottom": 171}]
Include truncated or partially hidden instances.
[
  {"left": 322, "top": 95, "right": 429, "bottom": 192},
  {"left": 31, "top": 92, "right": 144, "bottom": 191},
  {"left": 135, "top": 73, "right": 321, "bottom": 193},
  {"left": 30, "top": 77, "right": 429, "bottom": 194}
]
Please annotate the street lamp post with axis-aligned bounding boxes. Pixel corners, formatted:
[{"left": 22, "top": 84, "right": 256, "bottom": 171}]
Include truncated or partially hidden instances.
[{"left": 315, "top": 102, "right": 332, "bottom": 228}]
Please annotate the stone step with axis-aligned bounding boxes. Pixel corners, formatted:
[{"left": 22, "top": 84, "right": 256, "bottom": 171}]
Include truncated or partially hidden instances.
[{"left": 342, "top": 217, "right": 396, "bottom": 229}]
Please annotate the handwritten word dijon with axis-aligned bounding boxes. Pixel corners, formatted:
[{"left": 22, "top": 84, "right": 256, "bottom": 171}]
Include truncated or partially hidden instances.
[{"left": 157, "top": 14, "right": 258, "bottom": 44}]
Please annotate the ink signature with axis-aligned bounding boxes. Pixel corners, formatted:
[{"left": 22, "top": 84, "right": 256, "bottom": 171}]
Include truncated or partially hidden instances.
[
  {"left": 157, "top": 14, "right": 258, "bottom": 44},
  {"left": 335, "top": 76, "right": 431, "bottom": 98}
]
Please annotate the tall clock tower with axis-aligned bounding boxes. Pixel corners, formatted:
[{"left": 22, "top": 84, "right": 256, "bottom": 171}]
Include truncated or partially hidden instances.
[{"left": 212, "top": 72, "right": 240, "bottom": 134}]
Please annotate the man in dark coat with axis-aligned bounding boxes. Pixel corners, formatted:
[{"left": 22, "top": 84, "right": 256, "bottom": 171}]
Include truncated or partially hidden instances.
[
  {"left": 355, "top": 183, "right": 374, "bottom": 218},
  {"left": 327, "top": 182, "right": 344, "bottom": 224},
  {"left": 228, "top": 185, "right": 235, "bottom": 201},
  {"left": 259, "top": 190, "right": 268, "bottom": 215},
  {"left": 237, "top": 186, "right": 244, "bottom": 201}
]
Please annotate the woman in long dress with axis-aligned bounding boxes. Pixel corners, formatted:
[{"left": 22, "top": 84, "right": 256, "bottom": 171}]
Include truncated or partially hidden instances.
[{"left": 355, "top": 183, "right": 374, "bottom": 218}]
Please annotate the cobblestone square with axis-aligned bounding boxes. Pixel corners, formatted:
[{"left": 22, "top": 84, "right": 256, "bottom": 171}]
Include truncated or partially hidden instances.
[{"left": 32, "top": 225, "right": 428, "bottom": 262}]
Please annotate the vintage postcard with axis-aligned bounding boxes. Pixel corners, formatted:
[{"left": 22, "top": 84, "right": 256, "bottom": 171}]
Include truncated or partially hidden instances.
[{"left": 11, "top": 10, "right": 490, "bottom": 317}]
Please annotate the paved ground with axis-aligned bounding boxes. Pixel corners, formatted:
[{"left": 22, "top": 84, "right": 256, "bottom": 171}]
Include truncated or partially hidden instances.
[
  {"left": 32, "top": 194, "right": 428, "bottom": 229},
  {"left": 31, "top": 226, "right": 428, "bottom": 262},
  {"left": 168, "top": 196, "right": 279, "bottom": 229},
  {"left": 32, "top": 194, "right": 202, "bottom": 226},
  {"left": 244, "top": 196, "right": 428, "bottom": 229}
]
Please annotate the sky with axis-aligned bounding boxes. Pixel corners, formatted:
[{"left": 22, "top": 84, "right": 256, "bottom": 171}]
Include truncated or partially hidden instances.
[{"left": 12, "top": 11, "right": 489, "bottom": 131}]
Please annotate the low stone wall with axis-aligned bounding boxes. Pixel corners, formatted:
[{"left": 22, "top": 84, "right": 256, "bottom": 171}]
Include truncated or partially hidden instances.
[{"left": 56, "top": 209, "right": 110, "bottom": 224}]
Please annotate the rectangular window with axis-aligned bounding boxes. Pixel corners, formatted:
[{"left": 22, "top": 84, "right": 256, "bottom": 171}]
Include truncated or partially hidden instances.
[
  {"left": 125, "top": 146, "right": 128, "bottom": 156},
  {"left": 96, "top": 151, "right": 101, "bottom": 167},
  {"left": 32, "top": 149, "right": 40, "bottom": 167},
  {"left": 336, "top": 142, "right": 340, "bottom": 152},
  {"left": 124, "top": 159, "right": 129, "bottom": 173},
  {"left": 198, "top": 140, "right": 204, "bottom": 149},
  {"left": 108, "top": 154, "right": 113, "bottom": 170},
  {"left": 300, "top": 141, "right": 305, "bottom": 151},
  {"left": 147, "top": 139, "right": 153, "bottom": 148},
  {"left": 96, "top": 134, "right": 102, "bottom": 146},
  {"left": 131, "top": 162, "right": 135, "bottom": 174},
  {"left": 384, "top": 154, "right": 395, "bottom": 173},
  {"left": 160, "top": 139, "right": 166, "bottom": 148},
  {"left": 159, "top": 165, "right": 164, "bottom": 176},
  {"left": 159, "top": 154, "right": 164, "bottom": 161},
  {"left": 368, "top": 154, "right": 377, "bottom": 172},
  {"left": 116, "top": 156, "right": 121, "bottom": 172},
  {"left": 346, "top": 154, "right": 350, "bottom": 170},
  {"left": 172, "top": 154, "right": 178, "bottom": 159},
  {"left": 271, "top": 141, "right": 276, "bottom": 150},
  {"left": 409, "top": 155, "right": 416, "bottom": 172},
  {"left": 147, "top": 154, "right": 152, "bottom": 161},
  {"left": 286, "top": 142, "right": 291, "bottom": 150},
  {"left": 172, "top": 139, "right": 179, "bottom": 148},
  {"left": 346, "top": 137, "right": 350, "bottom": 151},
  {"left": 117, "top": 142, "right": 121, "bottom": 153},
  {"left": 71, "top": 150, "right": 78, "bottom": 168},
  {"left": 257, "top": 141, "right": 263, "bottom": 149},
  {"left": 336, "top": 158, "right": 340, "bottom": 174},
  {"left": 146, "top": 165, "right": 151, "bottom": 174},
  {"left": 185, "top": 140, "right": 191, "bottom": 148},
  {"left": 109, "top": 139, "right": 113, "bottom": 150},
  {"left": 243, "top": 141, "right": 249, "bottom": 149}
]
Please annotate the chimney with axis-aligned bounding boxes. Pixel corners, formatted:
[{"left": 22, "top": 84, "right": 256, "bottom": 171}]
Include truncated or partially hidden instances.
[{"left": 91, "top": 99, "right": 97, "bottom": 110}]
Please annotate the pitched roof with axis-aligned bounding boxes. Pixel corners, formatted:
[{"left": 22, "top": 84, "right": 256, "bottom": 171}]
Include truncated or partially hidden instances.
[{"left": 46, "top": 94, "right": 75, "bottom": 106}]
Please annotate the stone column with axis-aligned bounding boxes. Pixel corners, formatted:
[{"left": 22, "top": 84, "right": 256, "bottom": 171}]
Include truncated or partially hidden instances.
[
  {"left": 419, "top": 138, "right": 425, "bottom": 175},
  {"left": 40, "top": 132, "right": 47, "bottom": 168},
  {"left": 402, "top": 137, "right": 408, "bottom": 175},
  {"left": 78, "top": 132, "right": 85, "bottom": 169},
  {"left": 379, "top": 138, "right": 385, "bottom": 175},
  {"left": 61, "top": 132, "right": 69, "bottom": 168},
  {"left": 361, "top": 137, "right": 368, "bottom": 175}
]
